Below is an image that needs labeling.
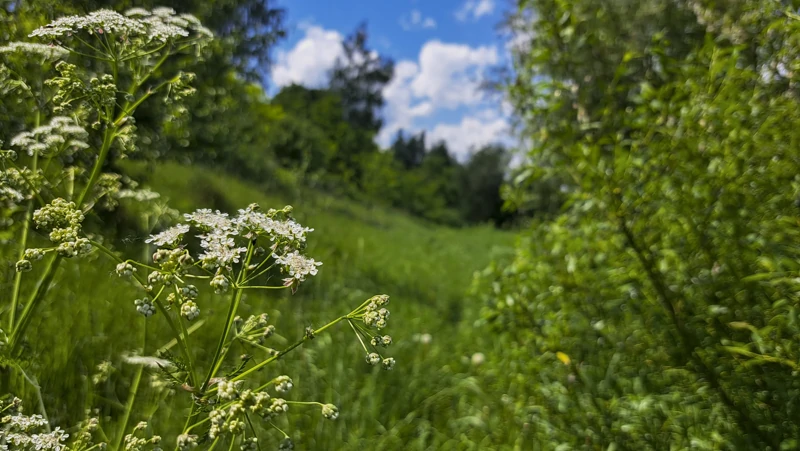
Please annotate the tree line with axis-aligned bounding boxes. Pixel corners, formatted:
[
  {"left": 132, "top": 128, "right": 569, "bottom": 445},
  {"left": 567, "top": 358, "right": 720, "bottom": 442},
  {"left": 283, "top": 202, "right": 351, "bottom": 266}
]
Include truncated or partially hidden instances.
[{"left": 2, "top": 1, "right": 515, "bottom": 227}]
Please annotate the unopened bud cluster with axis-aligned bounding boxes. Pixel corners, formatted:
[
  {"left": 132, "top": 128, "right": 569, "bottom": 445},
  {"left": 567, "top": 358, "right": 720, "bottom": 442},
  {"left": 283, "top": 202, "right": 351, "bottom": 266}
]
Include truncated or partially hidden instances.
[{"left": 18, "top": 198, "right": 91, "bottom": 271}]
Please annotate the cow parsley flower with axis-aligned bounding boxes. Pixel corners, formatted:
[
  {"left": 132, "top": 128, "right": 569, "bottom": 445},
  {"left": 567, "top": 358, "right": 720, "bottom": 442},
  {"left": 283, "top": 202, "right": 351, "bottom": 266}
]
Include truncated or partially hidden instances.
[
  {"left": 0, "top": 42, "right": 68, "bottom": 59},
  {"left": 30, "top": 10, "right": 147, "bottom": 39},
  {"left": 184, "top": 209, "right": 234, "bottom": 232},
  {"left": 275, "top": 251, "right": 322, "bottom": 281},
  {"left": 146, "top": 223, "right": 189, "bottom": 247},
  {"left": 11, "top": 117, "right": 88, "bottom": 157}
]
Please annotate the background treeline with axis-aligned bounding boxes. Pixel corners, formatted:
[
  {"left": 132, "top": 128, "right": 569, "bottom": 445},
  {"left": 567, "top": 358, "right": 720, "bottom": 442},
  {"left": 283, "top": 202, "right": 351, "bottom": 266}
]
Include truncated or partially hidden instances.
[{"left": 2, "top": 0, "right": 516, "bottom": 228}]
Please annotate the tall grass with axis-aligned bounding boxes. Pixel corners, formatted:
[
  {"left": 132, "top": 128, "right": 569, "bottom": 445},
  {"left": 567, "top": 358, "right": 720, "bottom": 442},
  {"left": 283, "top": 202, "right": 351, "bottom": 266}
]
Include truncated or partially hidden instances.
[{"left": 8, "top": 160, "right": 516, "bottom": 449}]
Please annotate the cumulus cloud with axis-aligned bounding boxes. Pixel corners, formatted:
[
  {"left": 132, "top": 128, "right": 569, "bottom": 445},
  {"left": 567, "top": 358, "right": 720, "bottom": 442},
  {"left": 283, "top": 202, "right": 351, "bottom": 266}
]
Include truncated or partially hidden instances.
[
  {"left": 271, "top": 25, "right": 344, "bottom": 87},
  {"left": 411, "top": 41, "right": 498, "bottom": 108},
  {"left": 456, "top": 0, "right": 495, "bottom": 22},
  {"left": 400, "top": 9, "right": 437, "bottom": 30},
  {"left": 379, "top": 41, "right": 500, "bottom": 148},
  {"left": 429, "top": 114, "right": 509, "bottom": 160},
  {"left": 270, "top": 26, "right": 509, "bottom": 155}
]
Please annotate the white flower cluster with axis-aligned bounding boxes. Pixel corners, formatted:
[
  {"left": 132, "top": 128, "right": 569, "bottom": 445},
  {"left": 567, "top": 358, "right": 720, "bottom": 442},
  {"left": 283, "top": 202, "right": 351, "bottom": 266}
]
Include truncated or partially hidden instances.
[
  {"left": 0, "top": 42, "right": 69, "bottom": 60},
  {"left": 4, "top": 428, "right": 70, "bottom": 451},
  {"left": 1, "top": 411, "right": 69, "bottom": 451},
  {"left": 11, "top": 116, "right": 88, "bottom": 157},
  {"left": 125, "top": 7, "right": 213, "bottom": 39},
  {"left": 29, "top": 8, "right": 212, "bottom": 43},
  {"left": 274, "top": 375, "right": 293, "bottom": 393},
  {"left": 233, "top": 204, "right": 314, "bottom": 242},
  {"left": 275, "top": 251, "right": 322, "bottom": 282},
  {"left": 145, "top": 223, "right": 189, "bottom": 247},
  {"left": 141, "top": 204, "right": 321, "bottom": 297},
  {"left": 116, "top": 188, "right": 161, "bottom": 202}
]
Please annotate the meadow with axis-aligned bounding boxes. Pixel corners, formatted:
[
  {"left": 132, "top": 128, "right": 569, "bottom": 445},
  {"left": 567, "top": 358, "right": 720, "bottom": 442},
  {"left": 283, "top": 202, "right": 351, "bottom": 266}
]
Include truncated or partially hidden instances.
[{"left": 5, "top": 161, "right": 518, "bottom": 450}]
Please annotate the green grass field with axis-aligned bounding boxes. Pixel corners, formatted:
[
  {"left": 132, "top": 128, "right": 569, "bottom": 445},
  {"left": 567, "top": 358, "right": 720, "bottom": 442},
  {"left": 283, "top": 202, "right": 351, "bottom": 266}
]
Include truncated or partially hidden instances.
[{"left": 9, "top": 161, "right": 518, "bottom": 450}]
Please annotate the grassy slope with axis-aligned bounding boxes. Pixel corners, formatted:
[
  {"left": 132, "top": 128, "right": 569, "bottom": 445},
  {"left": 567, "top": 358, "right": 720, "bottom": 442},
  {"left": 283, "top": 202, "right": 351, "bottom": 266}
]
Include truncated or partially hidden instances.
[{"left": 19, "top": 162, "right": 516, "bottom": 449}]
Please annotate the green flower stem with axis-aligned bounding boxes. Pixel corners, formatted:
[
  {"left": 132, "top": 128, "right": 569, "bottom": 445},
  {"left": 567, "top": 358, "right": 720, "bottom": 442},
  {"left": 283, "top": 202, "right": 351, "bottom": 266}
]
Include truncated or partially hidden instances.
[
  {"left": 8, "top": 254, "right": 63, "bottom": 354},
  {"left": 228, "top": 315, "right": 347, "bottom": 386},
  {"left": 88, "top": 240, "right": 197, "bottom": 388},
  {"left": 9, "top": 113, "right": 41, "bottom": 330},
  {"left": 112, "top": 320, "right": 147, "bottom": 451},
  {"left": 201, "top": 243, "right": 256, "bottom": 393}
]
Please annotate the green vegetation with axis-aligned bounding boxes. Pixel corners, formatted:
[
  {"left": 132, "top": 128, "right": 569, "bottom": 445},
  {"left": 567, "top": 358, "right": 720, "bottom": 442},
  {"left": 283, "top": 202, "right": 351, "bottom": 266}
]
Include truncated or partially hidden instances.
[{"left": 6, "top": 0, "right": 800, "bottom": 449}]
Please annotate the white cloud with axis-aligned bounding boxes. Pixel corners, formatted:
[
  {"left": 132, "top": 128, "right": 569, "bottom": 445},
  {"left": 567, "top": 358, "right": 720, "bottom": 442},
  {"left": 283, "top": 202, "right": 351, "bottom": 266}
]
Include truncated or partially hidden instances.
[
  {"left": 379, "top": 41, "right": 500, "bottom": 148},
  {"left": 270, "top": 26, "right": 509, "bottom": 156},
  {"left": 271, "top": 26, "right": 343, "bottom": 87},
  {"left": 400, "top": 9, "right": 437, "bottom": 31},
  {"left": 456, "top": 0, "right": 495, "bottom": 22},
  {"left": 428, "top": 114, "right": 508, "bottom": 160},
  {"left": 411, "top": 41, "right": 498, "bottom": 108}
]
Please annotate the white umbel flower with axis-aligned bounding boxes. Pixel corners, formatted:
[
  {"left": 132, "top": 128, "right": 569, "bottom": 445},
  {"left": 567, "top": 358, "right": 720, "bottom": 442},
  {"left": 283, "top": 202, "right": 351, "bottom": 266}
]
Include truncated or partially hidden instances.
[
  {"left": 146, "top": 223, "right": 190, "bottom": 247},
  {"left": 275, "top": 251, "right": 322, "bottom": 281}
]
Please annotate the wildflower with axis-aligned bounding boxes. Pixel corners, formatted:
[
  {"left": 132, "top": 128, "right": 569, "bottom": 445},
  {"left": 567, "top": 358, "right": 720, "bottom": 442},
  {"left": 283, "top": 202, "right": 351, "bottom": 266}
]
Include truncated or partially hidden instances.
[
  {"left": 321, "top": 404, "right": 339, "bottom": 420},
  {"left": 471, "top": 352, "right": 486, "bottom": 366},
  {"left": 210, "top": 272, "right": 230, "bottom": 294},
  {"left": 382, "top": 358, "right": 396, "bottom": 371},
  {"left": 366, "top": 353, "right": 381, "bottom": 366},
  {"left": 0, "top": 42, "right": 69, "bottom": 59},
  {"left": 274, "top": 375, "right": 293, "bottom": 393},
  {"left": 184, "top": 209, "right": 233, "bottom": 232},
  {"left": 269, "top": 398, "right": 288, "bottom": 416},
  {"left": 275, "top": 251, "right": 322, "bottom": 281},
  {"left": 116, "top": 262, "right": 136, "bottom": 277},
  {"left": 2, "top": 413, "right": 49, "bottom": 431},
  {"left": 116, "top": 188, "right": 161, "bottom": 202},
  {"left": 217, "top": 380, "right": 242, "bottom": 400},
  {"left": 180, "top": 301, "right": 199, "bottom": 320},
  {"left": 208, "top": 409, "right": 226, "bottom": 439},
  {"left": 145, "top": 224, "right": 189, "bottom": 247},
  {"left": 176, "top": 434, "right": 198, "bottom": 451},
  {"left": 15, "top": 259, "right": 32, "bottom": 272},
  {"left": 134, "top": 297, "right": 155, "bottom": 317},
  {"left": 248, "top": 392, "right": 271, "bottom": 416},
  {"left": 30, "top": 427, "right": 69, "bottom": 451},
  {"left": 10, "top": 117, "right": 88, "bottom": 157},
  {"left": 197, "top": 229, "right": 246, "bottom": 269}
]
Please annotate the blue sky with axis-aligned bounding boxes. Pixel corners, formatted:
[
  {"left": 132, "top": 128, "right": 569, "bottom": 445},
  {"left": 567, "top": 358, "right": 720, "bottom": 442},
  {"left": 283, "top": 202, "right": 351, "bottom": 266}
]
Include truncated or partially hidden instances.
[{"left": 268, "top": 0, "right": 512, "bottom": 159}]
